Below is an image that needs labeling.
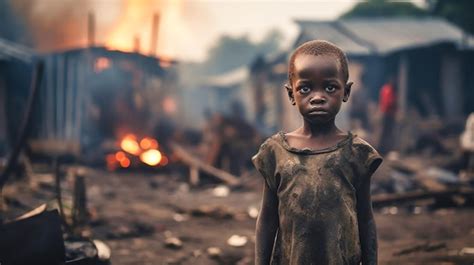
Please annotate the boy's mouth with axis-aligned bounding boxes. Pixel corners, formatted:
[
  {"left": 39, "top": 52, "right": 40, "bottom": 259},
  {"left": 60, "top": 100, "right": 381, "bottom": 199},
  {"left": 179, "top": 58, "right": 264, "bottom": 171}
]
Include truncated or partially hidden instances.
[{"left": 308, "top": 108, "right": 328, "bottom": 115}]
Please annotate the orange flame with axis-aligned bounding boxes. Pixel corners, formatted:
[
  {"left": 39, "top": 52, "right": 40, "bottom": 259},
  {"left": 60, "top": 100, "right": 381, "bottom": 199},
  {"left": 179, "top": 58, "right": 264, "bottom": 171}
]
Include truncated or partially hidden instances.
[
  {"left": 106, "top": 133, "right": 166, "bottom": 170},
  {"left": 120, "top": 134, "right": 141, "bottom": 155},
  {"left": 140, "top": 137, "right": 158, "bottom": 150},
  {"left": 104, "top": 0, "right": 185, "bottom": 57},
  {"left": 139, "top": 149, "right": 162, "bottom": 166}
]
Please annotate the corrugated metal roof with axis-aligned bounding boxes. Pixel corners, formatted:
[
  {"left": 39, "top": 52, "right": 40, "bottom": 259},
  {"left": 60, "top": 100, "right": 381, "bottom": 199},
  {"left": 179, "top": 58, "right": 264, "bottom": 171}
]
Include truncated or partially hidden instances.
[
  {"left": 295, "top": 20, "right": 372, "bottom": 56},
  {"left": 0, "top": 38, "right": 35, "bottom": 63},
  {"left": 295, "top": 18, "right": 473, "bottom": 55}
]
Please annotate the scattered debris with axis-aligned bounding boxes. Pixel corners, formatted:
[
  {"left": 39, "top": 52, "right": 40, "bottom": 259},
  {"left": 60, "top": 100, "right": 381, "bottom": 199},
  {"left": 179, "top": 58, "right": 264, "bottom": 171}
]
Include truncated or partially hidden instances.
[
  {"left": 212, "top": 185, "right": 230, "bottom": 197},
  {"left": 393, "top": 242, "right": 447, "bottom": 256},
  {"left": 192, "top": 249, "right": 203, "bottom": 258},
  {"left": 190, "top": 205, "right": 234, "bottom": 219},
  {"left": 64, "top": 239, "right": 97, "bottom": 262},
  {"left": 93, "top": 239, "right": 111, "bottom": 261},
  {"left": 247, "top": 206, "right": 259, "bottom": 219},
  {"left": 372, "top": 188, "right": 474, "bottom": 208},
  {"left": 227, "top": 235, "right": 248, "bottom": 247},
  {"left": 164, "top": 237, "right": 183, "bottom": 250},
  {"left": 207, "top": 247, "right": 222, "bottom": 259},
  {"left": 173, "top": 213, "right": 189, "bottom": 222},
  {"left": 460, "top": 247, "right": 474, "bottom": 256},
  {"left": 170, "top": 142, "right": 241, "bottom": 186},
  {"left": 105, "top": 221, "right": 155, "bottom": 239}
]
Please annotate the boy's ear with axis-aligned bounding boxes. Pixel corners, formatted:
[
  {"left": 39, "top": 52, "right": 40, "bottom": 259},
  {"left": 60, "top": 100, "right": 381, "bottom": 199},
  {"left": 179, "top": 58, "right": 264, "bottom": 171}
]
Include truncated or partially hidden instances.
[
  {"left": 285, "top": 84, "right": 296, "bottom": 105},
  {"left": 343, "top": 81, "right": 353, "bottom": 102}
]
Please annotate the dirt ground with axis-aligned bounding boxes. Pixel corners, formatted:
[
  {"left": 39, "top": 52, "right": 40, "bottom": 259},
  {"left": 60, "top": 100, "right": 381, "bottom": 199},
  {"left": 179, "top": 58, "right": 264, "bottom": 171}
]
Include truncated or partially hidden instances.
[
  {"left": 83, "top": 167, "right": 474, "bottom": 265},
  {"left": 3, "top": 166, "right": 474, "bottom": 265}
]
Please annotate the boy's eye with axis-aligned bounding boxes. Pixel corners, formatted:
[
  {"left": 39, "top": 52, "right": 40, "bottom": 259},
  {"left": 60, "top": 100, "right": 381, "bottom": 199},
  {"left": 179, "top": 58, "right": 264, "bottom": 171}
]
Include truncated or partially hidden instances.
[
  {"left": 325, "top": 85, "right": 337, "bottom": 93},
  {"left": 299, "top": 86, "right": 311, "bottom": 94}
]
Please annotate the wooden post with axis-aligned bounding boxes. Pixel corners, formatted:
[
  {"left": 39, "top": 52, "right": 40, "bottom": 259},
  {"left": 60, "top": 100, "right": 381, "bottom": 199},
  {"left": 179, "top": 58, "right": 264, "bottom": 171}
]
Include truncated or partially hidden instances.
[
  {"left": 190, "top": 166, "right": 199, "bottom": 186},
  {"left": 150, "top": 13, "right": 160, "bottom": 56},
  {"left": 73, "top": 175, "right": 87, "bottom": 227},
  {"left": 134, "top": 35, "right": 141, "bottom": 53},
  {"left": 397, "top": 54, "right": 409, "bottom": 120},
  {"left": 53, "top": 157, "right": 65, "bottom": 219},
  {"left": 88, "top": 12, "right": 96, "bottom": 47}
]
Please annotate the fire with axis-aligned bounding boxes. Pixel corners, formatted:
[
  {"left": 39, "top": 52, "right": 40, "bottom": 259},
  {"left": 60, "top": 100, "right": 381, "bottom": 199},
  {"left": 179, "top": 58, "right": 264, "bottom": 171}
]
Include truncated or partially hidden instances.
[
  {"left": 140, "top": 149, "right": 162, "bottom": 166},
  {"left": 104, "top": 0, "right": 185, "bottom": 57},
  {"left": 140, "top": 137, "right": 158, "bottom": 150},
  {"left": 120, "top": 134, "right": 141, "bottom": 155},
  {"left": 106, "top": 133, "right": 166, "bottom": 170},
  {"left": 105, "top": 0, "right": 153, "bottom": 53}
]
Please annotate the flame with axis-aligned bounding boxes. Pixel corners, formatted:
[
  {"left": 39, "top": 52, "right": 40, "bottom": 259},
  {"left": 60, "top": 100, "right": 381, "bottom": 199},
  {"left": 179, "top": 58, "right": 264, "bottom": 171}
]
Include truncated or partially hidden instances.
[
  {"left": 104, "top": 0, "right": 185, "bottom": 57},
  {"left": 159, "top": 156, "right": 169, "bottom": 166},
  {"left": 140, "top": 149, "right": 162, "bottom": 166},
  {"left": 140, "top": 137, "right": 158, "bottom": 150},
  {"left": 106, "top": 133, "right": 166, "bottom": 170},
  {"left": 120, "top": 134, "right": 141, "bottom": 155},
  {"left": 105, "top": 0, "right": 149, "bottom": 53},
  {"left": 119, "top": 157, "right": 131, "bottom": 168}
]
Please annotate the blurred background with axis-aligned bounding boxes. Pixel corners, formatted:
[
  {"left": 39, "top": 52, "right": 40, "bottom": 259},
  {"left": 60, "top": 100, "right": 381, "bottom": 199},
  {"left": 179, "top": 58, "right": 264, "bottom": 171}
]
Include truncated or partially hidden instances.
[{"left": 0, "top": 0, "right": 474, "bottom": 264}]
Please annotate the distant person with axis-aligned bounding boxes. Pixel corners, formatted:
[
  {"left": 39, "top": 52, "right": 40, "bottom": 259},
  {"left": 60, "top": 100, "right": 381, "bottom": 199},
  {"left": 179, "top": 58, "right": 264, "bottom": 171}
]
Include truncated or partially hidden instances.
[
  {"left": 378, "top": 76, "right": 397, "bottom": 155},
  {"left": 252, "top": 40, "right": 382, "bottom": 265}
]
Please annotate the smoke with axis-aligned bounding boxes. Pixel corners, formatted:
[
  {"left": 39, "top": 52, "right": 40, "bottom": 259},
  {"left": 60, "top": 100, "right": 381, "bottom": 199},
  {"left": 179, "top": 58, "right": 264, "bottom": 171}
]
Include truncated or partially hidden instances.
[{"left": 10, "top": 0, "right": 96, "bottom": 52}]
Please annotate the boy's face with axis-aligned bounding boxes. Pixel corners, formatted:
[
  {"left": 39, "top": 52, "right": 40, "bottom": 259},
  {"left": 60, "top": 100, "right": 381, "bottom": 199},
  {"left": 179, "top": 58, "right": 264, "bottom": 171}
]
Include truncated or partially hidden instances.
[{"left": 287, "top": 54, "right": 351, "bottom": 124}]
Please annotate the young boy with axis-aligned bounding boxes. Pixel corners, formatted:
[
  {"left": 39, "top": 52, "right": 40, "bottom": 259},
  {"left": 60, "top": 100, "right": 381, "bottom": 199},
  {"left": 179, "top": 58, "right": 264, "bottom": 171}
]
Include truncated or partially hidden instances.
[{"left": 252, "top": 40, "right": 382, "bottom": 265}]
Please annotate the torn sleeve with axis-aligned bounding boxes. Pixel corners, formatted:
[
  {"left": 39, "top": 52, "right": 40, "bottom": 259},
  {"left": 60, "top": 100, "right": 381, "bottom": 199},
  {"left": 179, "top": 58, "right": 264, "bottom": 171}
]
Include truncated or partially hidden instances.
[{"left": 252, "top": 139, "right": 277, "bottom": 193}]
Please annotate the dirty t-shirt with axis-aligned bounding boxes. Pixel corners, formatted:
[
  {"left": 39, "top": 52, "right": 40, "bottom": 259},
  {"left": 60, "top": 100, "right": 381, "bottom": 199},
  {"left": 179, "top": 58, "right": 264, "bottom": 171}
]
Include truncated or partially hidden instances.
[{"left": 252, "top": 132, "right": 382, "bottom": 265}]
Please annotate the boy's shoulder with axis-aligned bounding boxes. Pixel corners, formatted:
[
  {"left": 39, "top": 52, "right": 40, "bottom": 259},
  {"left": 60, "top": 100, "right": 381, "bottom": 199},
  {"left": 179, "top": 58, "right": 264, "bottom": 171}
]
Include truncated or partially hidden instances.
[
  {"left": 351, "top": 134, "right": 379, "bottom": 154},
  {"left": 350, "top": 134, "right": 383, "bottom": 173},
  {"left": 257, "top": 132, "right": 283, "bottom": 150}
]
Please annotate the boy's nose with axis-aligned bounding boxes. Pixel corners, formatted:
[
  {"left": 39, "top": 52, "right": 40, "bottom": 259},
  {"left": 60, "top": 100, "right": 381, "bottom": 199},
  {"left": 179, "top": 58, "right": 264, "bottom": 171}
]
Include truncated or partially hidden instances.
[{"left": 310, "top": 94, "right": 326, "bottom": 105}]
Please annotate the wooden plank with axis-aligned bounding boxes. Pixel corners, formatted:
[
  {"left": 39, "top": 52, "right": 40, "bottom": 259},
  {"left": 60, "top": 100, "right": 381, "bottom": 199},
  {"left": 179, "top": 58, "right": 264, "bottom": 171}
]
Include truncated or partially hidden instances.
[
  {"left": 372, "top": 188, "right": 474, "bottom": 208},
  {"left": 170, "top": 142, "right": 240, "bottom": 186}
]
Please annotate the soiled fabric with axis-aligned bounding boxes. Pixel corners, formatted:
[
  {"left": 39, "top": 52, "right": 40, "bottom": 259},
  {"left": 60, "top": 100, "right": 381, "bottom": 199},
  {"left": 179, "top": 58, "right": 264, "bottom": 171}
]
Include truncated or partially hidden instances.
[{"left": 252, "top": 132, "right": 382, "bottom": 265}]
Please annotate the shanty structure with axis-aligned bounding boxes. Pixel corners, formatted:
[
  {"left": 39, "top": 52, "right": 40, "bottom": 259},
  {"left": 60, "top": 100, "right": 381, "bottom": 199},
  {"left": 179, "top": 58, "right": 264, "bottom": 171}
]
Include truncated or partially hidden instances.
[
  {"left": 252, "top": 17, "right": 474, "bottom": 133},
  {"left": 26, "top": 47, "right": 178, "bottom": 157},
  {"left": 294, "top": 17, "right": 474, "bottom": 119},
  {"left": 0, "top": 38, "right": 35, "bottom": 155}
]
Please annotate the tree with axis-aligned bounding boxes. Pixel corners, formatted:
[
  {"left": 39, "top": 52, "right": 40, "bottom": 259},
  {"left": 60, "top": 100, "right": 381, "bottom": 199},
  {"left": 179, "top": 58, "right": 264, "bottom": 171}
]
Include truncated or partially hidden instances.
[
  {"left": 203, "top": 29, "right": 283, "bottom": 75},
  {"left": 428, "top": 0, "right": 474, "bottom": 34},
  {"left": 341, "top": 0, "right": 428, "bottom": 18}
]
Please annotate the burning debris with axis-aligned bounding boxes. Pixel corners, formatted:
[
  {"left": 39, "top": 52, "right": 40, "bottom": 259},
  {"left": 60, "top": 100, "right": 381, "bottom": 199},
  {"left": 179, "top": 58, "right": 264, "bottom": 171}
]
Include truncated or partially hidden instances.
[{"left": 105, "top": 134, "right": 168, "bottom": 171}]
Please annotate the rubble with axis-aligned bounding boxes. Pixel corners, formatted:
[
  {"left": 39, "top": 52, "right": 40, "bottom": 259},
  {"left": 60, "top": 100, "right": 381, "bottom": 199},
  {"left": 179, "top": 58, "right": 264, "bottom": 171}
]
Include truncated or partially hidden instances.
[
  {"left": 227, "top": 235, "right": 248, "bottom": 247},
  {"left": 93, "top": 239, "right": 111, "bottom": 261},
  {"left": 190, "top": 205, "right": 235, "bottom": 219},
  {"left": 164, "top": 237, "right": 183, "bottom": 250},
  {"left": 207, "top": 247, "right": 222, "bottom": 259},
  {"left": 247, "top": 206, "right": 259, "bottom": 219},
  {"left": 212, "top": 185, "right": 230, "bottom": 197},
  {"left": 393, "top": 242, "right": 447, "bottom": 256}
]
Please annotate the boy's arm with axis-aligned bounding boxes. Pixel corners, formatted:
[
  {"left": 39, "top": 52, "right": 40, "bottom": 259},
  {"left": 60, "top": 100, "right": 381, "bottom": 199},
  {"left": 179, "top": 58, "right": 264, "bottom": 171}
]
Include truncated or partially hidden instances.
[
  {"left": 255, "top": 182, "right": 279, "bottom": 265},
  {"left": 357, "top": 173, "right": 378, "bottom": 265}
]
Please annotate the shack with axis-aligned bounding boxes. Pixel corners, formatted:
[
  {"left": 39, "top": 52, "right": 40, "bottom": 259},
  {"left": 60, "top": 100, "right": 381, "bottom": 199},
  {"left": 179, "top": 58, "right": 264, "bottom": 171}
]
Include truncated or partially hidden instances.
[
  {"left": 252, "top": 17, "right": 474, "bottom": 134},
  {"left": 28, "top": 47, "right": 178, "bottom": 158}
]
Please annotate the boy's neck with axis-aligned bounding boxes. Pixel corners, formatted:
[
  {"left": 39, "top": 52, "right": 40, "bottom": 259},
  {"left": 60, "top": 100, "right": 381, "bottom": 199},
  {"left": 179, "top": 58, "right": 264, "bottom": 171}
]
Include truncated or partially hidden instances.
[
  {"left": 300, "top": 118, "right": 341, "bottom": 138},
  {"left": 284, "top": 119, "right": 346, "bottom": 151}
]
